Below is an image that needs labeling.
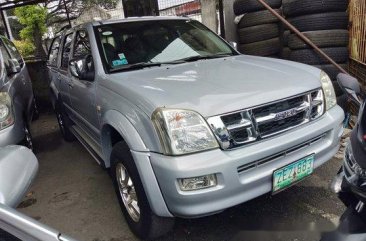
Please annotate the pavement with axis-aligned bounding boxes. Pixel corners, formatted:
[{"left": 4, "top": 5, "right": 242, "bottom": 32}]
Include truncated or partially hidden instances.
[{"left": 17, "top": 112, "right": 347, "bottom": 241}]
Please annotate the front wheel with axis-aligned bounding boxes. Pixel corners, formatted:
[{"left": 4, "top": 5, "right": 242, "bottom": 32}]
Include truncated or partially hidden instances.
[{"left": 111, "top": 142, "right": 174, "bottom": 240}]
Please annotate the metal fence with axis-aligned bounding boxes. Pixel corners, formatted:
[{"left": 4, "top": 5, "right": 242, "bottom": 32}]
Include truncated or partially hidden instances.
[
  {"left": 158, "top": 0, "right": 202, "bottom": 21},
  {"left": 350, "top": 0, "right": 366, "bottom": 65}
]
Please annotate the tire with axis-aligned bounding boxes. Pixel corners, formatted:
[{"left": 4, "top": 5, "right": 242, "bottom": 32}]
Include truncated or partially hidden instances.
[
  {"left": 239, "top": 38, "right": 281, "bottom": 56},
  {"left": 283, "top": 0, "right": 349, "bottom": 17},
  {"left": 238, "top": 23, "right": 279, "bottom": 44},
  {"left": 288, "top": 12, "right": 349, "bottom": 32},
  {"left": 289, "top": 47, "right": 349, "bottom": 65},
  {"left": 282, "top": 30, "right": 291, "bottom": 47},
  {"left": 111, "top": 142, "right": 174, "bottom": 240},
  {"left": 288, "top": 30, "right": 349, "bottom": 50},
  {"left": 238, "top": 9, "right": 281, "bottom": 28},
  {"left": 313, "top": 63, "right": 349, "bottom": 80},
  {"left": 280, "top": 47, "right": 291, "bottom": 59},
  {"left": 233, "top": 0, "right": 281, "bottom": 15},
  {"left": 55, "top": 101, "right": 75, "bottom": 142},
  {"left": 21, "top": 123, "right": 34, "bottom": 151}
]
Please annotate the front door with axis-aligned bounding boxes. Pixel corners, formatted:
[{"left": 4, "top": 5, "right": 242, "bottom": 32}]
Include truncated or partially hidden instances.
[{"left": 68, "top": 29, "right": 100, "bottom": 142}]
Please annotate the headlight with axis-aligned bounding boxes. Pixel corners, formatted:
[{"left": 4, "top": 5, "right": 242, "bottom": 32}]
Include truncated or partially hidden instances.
[
  {"left": 152, "top": 108, "right": 219, "bottom": 155},
  {"left": 320, "top": 71, "right": 337, "bottom": 110},
  {"left": 0, "top": 92, "right": 14, "bottom": 130}
]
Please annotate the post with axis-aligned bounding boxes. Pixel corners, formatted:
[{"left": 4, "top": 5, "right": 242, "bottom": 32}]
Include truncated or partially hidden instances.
[
  {"left": 201, "top": 0, "right": 218, "bottom": 33},
  {"left": 218, "top": 0, "right": 225, "bottom": 38},
  {"left": 223, "top": 0, "right": 237, "bottom": 42}
]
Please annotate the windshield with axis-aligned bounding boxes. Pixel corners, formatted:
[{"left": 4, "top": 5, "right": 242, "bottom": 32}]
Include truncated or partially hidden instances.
[{"left": 95, "top": 19, "right": 236, "bottom": 72}]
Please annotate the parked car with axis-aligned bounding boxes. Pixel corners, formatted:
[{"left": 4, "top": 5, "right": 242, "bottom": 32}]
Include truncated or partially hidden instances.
[
  {"left": 0, "top": 145, "right": 77, "bottom": 241},
  {"left": 0, "top": 36, "right": 37, "bottom": 150},
  {"left": 331, "top": 73, "right": 366, "bottom": 218},
  {"left": 48, "top": 16, "right": 344, "bottom": 239},
  {"left": 0, "top": 145, "right": 38, "bottom": 207}
]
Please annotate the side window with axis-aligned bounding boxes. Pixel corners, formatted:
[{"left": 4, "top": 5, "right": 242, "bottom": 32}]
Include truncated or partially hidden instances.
[
  {"left": 61, "top": 33, "right": 73, "bottom": 69},
  {"left": 48, "top": 37, "right": 61, "bottom": 66},
  {"left": 1, "top": 38, "right": 24, "bottom": 67},
  {"left": 0, "top": 44, "right": 12, "bottom": 72},
  {"left": 73, "top": 30, "right": 91, "bottom": 58}
]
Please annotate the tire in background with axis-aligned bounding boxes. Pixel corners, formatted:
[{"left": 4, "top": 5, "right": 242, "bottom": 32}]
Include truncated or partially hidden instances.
[
  {"left": 288, "top": 12, "right": 349, "bottom": 32},
  {"left": 239, "top": 38, "right": 281, "bottom": 56},
  {"left": 288, "top": 30, "right": 349, "bottom": 50},
  {"left": 238, "top": 23, "right": 279, "bottom": 44},
  {"left": 238, "top": 9, "right": 281, "bottom": 28},
  {"left": 283, "top": 0, "right": 349, "bottom": 17},
  {"left": 233, "top": 0, "right": 281, "bottom": 15},
  {"left": 289, "top": 47, "right": 348, "bottom": 65},
  {"left": 282, "top": 30, "right": 291, "bottom": 47},
  {"left": 280, "top": 47, "right": 291, "bottom": 59}
]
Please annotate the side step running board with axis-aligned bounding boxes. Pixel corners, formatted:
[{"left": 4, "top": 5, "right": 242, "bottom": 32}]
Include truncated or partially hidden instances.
[{"left": 70, "top": 126, "right": 106, "bottom": 168}]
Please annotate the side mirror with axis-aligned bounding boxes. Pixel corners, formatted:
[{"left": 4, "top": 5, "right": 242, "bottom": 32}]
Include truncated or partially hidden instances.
[
  {"left": 6, "top": 59, "right": 21, "bottom": 75},
  {"left": 337, "top": 73, "right": 361, "bottom": 95},
  {"left": 0, "top": 146, "right": 38, "bottom": 207},
  {"left": 69, "top": 55, "right": 94, "bottom": 81},
  {"left": 229, "top": 41, "right": 238, "bottom": 50}
]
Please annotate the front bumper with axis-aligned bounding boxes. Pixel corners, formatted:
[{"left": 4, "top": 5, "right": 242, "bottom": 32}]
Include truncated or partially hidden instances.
[
  {"left": 0, "top": 122, "right": 25, "bottom": 147},
  {"left": 139, "top": 106, "right": 344, "bottom": 218}
]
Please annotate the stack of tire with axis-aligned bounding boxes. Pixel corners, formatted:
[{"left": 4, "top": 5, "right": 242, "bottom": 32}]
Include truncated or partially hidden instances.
[
  {"left": 283, "top": 0, "right": 350, "bottom": 83},
  {"left": 234, "top": 0, "right": 282, "bottom": 57}
]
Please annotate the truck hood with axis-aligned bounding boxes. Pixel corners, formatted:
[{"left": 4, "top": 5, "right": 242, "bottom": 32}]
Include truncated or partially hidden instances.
[{"left": 105, "top": 55, "right": 322, "bottom": 117}]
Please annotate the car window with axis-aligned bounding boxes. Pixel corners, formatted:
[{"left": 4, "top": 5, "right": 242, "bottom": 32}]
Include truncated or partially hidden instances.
[
  {"left": 61, "top": 33, "right": 73, "bottom": 70},
  {"left": 1, "top": 37, "right": 24, "bottom": 68},
  {"left": 48, "top": 36, "right": 61, "bottom": 67},
  {"left": 95, "top": 20, "right": 235, "bottom": 72},
  {"left": 73, "top": 30, "right": 91, "bottom": 58},
  {"left": 0, "top": 43, "right": 13, "bottom": 75}
]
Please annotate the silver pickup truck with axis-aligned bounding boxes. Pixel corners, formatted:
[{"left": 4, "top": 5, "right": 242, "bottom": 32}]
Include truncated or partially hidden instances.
[{"left": 48, "top": 17, "right": 344, "bottom": 239}]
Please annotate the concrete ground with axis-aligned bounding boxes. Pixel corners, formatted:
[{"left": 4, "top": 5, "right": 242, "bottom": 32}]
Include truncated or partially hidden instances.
[{"left": 18, "top": 112, "right": 346, "bottom": 241}]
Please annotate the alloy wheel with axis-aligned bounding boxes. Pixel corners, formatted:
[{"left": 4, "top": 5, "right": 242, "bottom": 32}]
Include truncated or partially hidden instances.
[{"left": 116, "top": 163, "right": 140, "bottom": 222}]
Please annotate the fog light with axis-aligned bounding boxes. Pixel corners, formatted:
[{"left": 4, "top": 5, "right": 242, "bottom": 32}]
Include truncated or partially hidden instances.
[{"left": 178, "top": 174, "right": 217, "bottom": 191}]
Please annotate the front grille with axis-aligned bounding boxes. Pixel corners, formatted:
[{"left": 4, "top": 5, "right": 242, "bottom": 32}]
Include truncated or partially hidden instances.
[{"left": 207, "top": 89, "right": 324, "bottom": 150}]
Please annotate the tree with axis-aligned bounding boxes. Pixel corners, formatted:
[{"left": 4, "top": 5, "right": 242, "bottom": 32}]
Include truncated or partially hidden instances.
[
  {"left": 43, "top": 0, "right": 118, "bottom": 27},
  {"left": 15, "top": 5, "right": 47, "bottom": 57}
]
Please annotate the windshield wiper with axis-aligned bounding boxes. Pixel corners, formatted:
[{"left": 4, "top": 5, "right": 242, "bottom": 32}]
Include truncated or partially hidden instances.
[
  {"left": 110, "top": 62, "right": 162, "bottom": 73},
  {"left": 174, "top": 53, "right": 234, "bottom": 63}
]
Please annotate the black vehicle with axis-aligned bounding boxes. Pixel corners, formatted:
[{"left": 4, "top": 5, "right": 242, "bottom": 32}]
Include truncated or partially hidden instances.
[{"left": 330, "top": 73, "right": 366, "bottom": 239}]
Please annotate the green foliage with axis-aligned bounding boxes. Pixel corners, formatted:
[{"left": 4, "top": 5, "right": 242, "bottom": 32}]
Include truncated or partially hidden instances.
[
  {"left": 13, "top": 40, "right": 35, "bottom": 57},
  {"left": 14, "top": 5, "right": 47, "bottom": 41}
]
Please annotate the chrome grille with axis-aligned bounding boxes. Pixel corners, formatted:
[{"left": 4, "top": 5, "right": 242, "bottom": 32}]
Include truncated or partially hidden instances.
[{"left": 207, "top": 89, "right": 324, "bottom": 150}]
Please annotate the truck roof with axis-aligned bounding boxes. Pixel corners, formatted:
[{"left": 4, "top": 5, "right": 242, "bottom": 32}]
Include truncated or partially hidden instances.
[{"left": 91, "top": 16, "right": 191, "bottom": 27}]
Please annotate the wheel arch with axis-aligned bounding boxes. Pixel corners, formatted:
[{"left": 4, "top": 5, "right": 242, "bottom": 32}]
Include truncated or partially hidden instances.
[{"left": 101, "top": 110, "right": 148, "bottom": 168}]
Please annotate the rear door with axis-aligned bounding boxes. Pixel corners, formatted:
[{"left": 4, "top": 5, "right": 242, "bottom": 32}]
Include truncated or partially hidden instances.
[
  {"left": 47, "top": 35, "right": 62, "bottom": 106},
  {"left": 58, "top": 32, "right": 74, "bottom": 110}
]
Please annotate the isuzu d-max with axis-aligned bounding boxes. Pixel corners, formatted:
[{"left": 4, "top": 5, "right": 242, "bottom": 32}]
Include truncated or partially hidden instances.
[{"left": 48, "top": 17, "right": 344, "bottom": 239}]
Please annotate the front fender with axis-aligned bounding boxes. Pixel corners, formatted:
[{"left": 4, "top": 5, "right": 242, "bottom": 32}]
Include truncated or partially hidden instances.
[{"left": 101, "top": 110, "right": 148, "bottom": 167}]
